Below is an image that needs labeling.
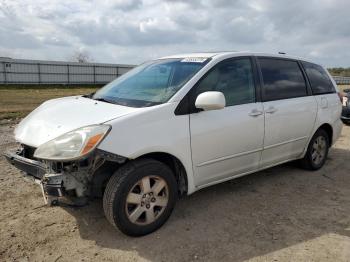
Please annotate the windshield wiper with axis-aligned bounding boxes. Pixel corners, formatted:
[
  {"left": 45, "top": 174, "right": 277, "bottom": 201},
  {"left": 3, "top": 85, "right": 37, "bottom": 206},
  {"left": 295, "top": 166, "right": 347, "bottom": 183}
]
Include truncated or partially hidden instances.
[
  {"left": 93, "top": 97, "right": 117, "bottom": 104},
  {"left": 82, "top": 92, "right": 95, "bottom": 98}
]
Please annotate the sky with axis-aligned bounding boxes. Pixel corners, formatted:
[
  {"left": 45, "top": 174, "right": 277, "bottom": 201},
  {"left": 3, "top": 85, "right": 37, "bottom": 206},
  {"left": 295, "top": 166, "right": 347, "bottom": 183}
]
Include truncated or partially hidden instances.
[{"left": 0, "top": 0, "right": 349, "bottom": 67}]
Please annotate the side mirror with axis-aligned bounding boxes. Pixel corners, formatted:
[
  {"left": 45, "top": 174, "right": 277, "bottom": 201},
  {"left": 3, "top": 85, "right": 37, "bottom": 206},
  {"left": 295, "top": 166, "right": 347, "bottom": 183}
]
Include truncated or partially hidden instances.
[{"left": 195, "top": 91, "right": 226, "bottom": 111}]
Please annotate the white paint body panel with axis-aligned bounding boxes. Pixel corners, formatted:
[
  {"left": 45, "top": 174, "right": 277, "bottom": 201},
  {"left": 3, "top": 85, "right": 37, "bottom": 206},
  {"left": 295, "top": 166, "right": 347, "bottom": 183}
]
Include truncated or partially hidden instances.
[
  {"left": 261, "top": 96, "right": 317, "bottom": 167},
  {"left": 190, "top": 103, "right": 264, "bottom": 186},
  {"left": 13, "top": 52, "right": 343, "bottom": 195},
  {"left": 14, "top": 96, "right": 140, "bottom": 147},
  {"left": 313, "top": 93, "right": 343, "bottom": 145},
  {"left": 98, "top": 103, "right": 195, "bottom": 192}
]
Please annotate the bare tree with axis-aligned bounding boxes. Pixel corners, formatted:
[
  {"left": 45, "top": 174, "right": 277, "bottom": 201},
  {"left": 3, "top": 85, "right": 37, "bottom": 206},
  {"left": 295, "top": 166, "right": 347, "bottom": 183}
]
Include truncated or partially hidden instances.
[{"left": 71, "top": 50, "right": 93, "bottom": 63}]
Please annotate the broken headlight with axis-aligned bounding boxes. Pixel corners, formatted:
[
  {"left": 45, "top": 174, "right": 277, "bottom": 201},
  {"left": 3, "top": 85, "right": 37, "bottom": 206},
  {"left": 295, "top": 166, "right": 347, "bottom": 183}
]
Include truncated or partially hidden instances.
[{"left": 34, "top": 125, "right": 111, "bottom": 161}]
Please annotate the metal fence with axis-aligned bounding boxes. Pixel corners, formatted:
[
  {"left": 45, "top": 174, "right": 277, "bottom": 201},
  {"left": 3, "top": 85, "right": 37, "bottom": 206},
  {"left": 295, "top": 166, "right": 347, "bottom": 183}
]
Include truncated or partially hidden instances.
[
  {"left": 0, "top": 58, "right": 135, "bottom": 85},
  {"left": 1, "top": 57, "right": 349, "bottom": 86},
  {"left": 333, "top": 76, "right": 350, "bottom": 85}
]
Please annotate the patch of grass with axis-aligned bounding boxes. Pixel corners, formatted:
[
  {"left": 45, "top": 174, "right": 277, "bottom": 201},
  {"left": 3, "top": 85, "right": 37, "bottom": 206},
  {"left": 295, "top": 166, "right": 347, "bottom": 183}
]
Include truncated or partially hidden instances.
[{"left": 0, "top": 87, "right": 98, "bottom": 121}]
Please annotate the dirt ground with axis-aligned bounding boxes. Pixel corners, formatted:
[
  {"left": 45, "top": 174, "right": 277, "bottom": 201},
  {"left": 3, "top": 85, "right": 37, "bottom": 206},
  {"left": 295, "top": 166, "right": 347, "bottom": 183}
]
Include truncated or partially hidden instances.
[{"left": 0, "top": 123, "right": 349, "bottom": 262}]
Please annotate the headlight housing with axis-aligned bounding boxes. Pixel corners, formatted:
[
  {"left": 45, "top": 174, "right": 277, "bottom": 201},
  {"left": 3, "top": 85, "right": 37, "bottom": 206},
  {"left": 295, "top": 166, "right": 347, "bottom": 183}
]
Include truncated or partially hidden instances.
[{"left": 34, "top": 125, "right": 111, "bottom": 161}]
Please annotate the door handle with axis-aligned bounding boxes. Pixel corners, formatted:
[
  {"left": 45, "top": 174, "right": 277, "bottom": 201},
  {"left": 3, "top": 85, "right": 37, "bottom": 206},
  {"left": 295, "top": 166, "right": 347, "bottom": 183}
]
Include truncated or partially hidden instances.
[
  {"left": 249, "top": 109, "right": 263, "bottom": 117},
  {"left": 265, "top": 106, "right": 277, "bottom": 114}
]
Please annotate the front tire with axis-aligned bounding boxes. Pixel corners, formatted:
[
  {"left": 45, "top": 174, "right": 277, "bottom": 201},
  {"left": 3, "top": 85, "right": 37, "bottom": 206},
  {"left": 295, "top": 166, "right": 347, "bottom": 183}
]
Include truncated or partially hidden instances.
[
  {"left": 103, "top": 158, "right": 178, "bottom": 236},
  {"left": 300, "top": 129, "right": 329, "bottom": 170}
]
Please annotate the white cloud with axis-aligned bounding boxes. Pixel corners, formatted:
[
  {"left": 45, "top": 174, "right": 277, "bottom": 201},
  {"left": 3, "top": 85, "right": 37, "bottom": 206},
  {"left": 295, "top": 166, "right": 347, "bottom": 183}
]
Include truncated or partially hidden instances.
[{"left": 0, "top": 0, "right": 349, "bottom": 67}]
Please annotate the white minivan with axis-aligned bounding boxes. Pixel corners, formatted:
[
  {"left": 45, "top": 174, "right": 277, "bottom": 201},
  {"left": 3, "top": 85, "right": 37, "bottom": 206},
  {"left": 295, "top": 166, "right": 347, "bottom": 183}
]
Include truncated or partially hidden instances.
[{"left": 5, "top": 52, "right": 343, "bottom": 236}]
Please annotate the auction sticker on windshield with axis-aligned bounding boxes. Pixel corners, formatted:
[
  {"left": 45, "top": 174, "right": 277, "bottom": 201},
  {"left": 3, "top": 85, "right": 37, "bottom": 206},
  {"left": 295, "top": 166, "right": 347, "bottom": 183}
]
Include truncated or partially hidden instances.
[{"left": 181, "top": 57, "right": 208, "bottom": 63}]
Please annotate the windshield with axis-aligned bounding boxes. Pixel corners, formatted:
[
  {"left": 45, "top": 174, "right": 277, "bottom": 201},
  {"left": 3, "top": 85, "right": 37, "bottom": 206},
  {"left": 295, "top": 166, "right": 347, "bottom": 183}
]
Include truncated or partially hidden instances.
[{"left": 92, "top": 58, "right": 209, "bottom": 107}]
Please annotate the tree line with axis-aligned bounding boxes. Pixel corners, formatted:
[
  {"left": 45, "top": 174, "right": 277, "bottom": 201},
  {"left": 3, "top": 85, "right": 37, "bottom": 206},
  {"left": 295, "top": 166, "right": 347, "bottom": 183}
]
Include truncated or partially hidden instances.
[{"left": 328, "top": 68, "right": 350, "bottom": 77}]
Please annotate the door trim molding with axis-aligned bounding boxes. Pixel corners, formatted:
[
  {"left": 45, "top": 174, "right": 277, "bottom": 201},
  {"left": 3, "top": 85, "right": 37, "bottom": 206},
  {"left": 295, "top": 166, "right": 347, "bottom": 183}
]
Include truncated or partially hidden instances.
[
  {"left": 195, "top": 155, "right": 302, "bottom": 190},
  {"left": 197, "top": 136, "right": 308, "bottom": 168},
  {"left": 197, "top": 148, "right": 263, "bottom": 167},
  {"left": 263, "top": 136, "right": 308, "bottom": 150}
]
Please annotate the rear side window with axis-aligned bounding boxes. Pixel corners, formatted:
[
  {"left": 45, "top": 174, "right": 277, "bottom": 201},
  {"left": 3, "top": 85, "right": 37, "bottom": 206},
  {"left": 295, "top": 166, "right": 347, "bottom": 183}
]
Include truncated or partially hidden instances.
[
  {"left": 259, "top": 58, "right": 308, "bottom": 101},
  {"left": 301, "top": 61, "right": 335, "bottom": 95}
]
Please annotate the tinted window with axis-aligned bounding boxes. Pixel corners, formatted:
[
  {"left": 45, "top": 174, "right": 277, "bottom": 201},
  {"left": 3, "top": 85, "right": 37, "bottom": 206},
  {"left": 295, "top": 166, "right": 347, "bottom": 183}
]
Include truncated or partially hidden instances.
[
  {"left": 302, "top": 61, "right": 335, "bottom": 95},
  {"left": 194, "top": 58, "right": 255, "bottom": 107},
  {"left": 259, "top": 58, "right": 307, "bottom": 101}
]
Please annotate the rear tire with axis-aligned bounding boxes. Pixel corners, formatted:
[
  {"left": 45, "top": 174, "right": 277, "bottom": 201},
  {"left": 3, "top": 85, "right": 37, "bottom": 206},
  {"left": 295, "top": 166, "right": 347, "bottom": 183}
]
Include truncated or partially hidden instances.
[
  {"left": 300, "top": 129, "right": 329, "bottom": 170},
  {"left": 103, "top": 158, "right": 177, "bottom": 236}
]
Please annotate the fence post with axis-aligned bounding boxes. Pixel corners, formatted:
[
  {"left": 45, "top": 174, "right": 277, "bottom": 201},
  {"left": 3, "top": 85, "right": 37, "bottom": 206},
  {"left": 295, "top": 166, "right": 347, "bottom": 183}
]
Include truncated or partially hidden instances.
[
  {"left": 93, "top": 65, "right": 96, "bottom": 84},
  {"left": 67, "top": 64, "right": 70, "bottom": 84},
  {"left": 37, "top": 63, "right": 41, "bottom": 84},
  {"left": 3, "top": 62, "right": 7, "bottom": 84}
]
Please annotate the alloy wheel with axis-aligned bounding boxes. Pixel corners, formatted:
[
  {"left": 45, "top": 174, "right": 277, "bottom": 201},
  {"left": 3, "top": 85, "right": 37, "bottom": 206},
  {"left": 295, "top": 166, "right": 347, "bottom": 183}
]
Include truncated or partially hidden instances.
[
  {"left": 125, "top": 176, "right": 169, "bottom": 225},
  {"left": 311, "top": 136, "right": 327, "bottom": 165}
]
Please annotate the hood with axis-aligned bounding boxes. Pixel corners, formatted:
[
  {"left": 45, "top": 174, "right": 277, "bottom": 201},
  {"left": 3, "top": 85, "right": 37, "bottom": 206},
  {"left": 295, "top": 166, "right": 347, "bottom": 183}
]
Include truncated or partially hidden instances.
[{"left": 15, "top": 96, "right": 140, "bottom": 147}]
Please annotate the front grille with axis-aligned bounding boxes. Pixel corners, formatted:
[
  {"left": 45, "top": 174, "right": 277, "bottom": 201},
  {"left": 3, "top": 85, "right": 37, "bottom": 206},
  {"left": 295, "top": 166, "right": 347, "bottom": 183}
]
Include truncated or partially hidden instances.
[{"left": 22, "top": 144, "right": 37, "bottom": 160}]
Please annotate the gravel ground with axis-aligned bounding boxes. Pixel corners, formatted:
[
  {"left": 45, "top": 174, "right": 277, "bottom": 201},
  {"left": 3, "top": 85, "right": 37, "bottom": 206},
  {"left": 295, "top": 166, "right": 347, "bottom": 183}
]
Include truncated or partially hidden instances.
[{"left": 0, "top": 123, "right": 349, "bottom": 262}]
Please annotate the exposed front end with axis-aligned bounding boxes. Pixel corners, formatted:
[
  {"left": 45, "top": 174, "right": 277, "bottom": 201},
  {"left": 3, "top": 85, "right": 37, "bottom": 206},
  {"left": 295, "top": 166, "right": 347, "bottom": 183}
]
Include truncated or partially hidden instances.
[
  {"left": 4, "top": 123, "right": 127, "bottom": 206},
  {"left": 4, "top": 143, "right": 127, "bottom": 206}
]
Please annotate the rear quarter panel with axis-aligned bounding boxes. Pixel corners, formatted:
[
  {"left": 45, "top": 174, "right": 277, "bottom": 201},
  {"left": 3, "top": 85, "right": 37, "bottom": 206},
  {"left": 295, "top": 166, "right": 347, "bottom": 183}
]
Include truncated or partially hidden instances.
[{"left": 312, "top": 93, "right": 343, "bottom": 146}]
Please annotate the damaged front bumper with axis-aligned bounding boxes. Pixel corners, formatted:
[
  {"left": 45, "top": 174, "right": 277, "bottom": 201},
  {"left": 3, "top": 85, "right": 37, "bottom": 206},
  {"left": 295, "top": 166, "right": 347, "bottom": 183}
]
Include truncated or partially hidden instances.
[
  {"left": 4, "top": 146, "right": 126, "bottom": 206},
  {"left": 4, "top": 150, "right": 69, "bottom": 204},
  {"left": 4, "top": 150, "right": 46, "bottom": 179}
]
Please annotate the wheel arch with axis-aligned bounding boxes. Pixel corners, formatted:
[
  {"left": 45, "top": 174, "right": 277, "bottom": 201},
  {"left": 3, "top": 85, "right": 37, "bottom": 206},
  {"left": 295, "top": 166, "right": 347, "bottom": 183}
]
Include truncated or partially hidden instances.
[
  {"left": 317, "top": 123, "right": 333, "bottom": 145},
  {"left": 92, "top": 150, "right": 193, "bottom": 198},
  {"left": 137, "top": 152, "right": 189, "bottom": 196},
  {"left": 301, "top": 122, "right": 334, "bottom": 159},
  {"left": 299, "top": 122, "right": 333, "bottom": 170}
]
